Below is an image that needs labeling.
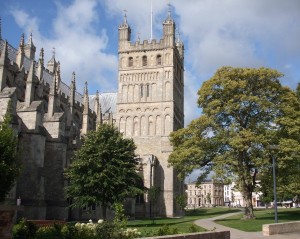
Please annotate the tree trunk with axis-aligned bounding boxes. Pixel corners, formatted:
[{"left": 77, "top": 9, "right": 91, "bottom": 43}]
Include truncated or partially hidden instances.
[{"left": 243, "top": 191, "right": 255, "bottom": 219}]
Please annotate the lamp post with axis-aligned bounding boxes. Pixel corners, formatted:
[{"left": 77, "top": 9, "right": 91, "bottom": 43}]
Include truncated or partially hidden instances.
[{"left": 268, "top": 145, "right": 279, "bottom": 223}]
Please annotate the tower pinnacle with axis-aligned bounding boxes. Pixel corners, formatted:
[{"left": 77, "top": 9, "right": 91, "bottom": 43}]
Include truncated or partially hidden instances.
[
  {"left": 123, "top": 9, "right": 128, "bottom": 24},
  {"left": 20, "top": 33, "right": 25, "bottom": 47},
  {"left": 84, "top": 81, "right": 88, "bottom": 95},
  {"left": 177, "top": 30, "right": 181, "bottom": 43},
  {"left": 167, "top": 3, "right": 172, "bottom": 20},
  {"left": 52, "top": 47, "right": 56, "bottom": 59},
  {"left": 25, "top": 31, "right": 36, "bottom": 60},
  {"left": 39, "top": 48, "right": 44, "bottom": 66}
]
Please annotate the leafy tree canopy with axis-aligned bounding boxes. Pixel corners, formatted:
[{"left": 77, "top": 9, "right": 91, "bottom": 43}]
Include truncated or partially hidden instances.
[
  {"left": 169, "top": 67, "right": 300, "bottom": 218},
  {"left": 65, "top": 123, "right": 143, "bottom": 219},
  {"left": 0, "top": 110, "right": 20, "bottom": 202}
]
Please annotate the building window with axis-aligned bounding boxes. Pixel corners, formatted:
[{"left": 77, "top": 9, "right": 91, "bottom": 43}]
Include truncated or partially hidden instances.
[
  {"left": 83, "top": 204, "right": 96, "bottom": 211},
  {"left": 157, "top": 55, "right": 162, "bottom": 65},
  {"left": 146, "top": 84, "right": 150, "bottom": 97},
  {"left": 142, "top": 56, "right": 147, "bottom": 66},
  {"left": 136, "top": 194, "right": 144, "bottom": 204},
  {"left": 140, "top": 84, "right": 143, "bottom": 97},
  {"left": 128, "top": 57, "right": 133, "bottom": 67}
]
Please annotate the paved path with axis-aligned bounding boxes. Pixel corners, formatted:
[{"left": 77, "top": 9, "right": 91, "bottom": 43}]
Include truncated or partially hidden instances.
[{"left": 194, "top": 211, "right": 300, "bottom": 239}]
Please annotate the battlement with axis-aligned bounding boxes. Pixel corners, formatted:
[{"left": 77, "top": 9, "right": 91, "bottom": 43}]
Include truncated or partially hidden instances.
[
  {"left": 118, "top": 10, "right": 178, "bottom": 54},
  {"left": 120, "top": 38, "right": 166, "bottom": 53}
]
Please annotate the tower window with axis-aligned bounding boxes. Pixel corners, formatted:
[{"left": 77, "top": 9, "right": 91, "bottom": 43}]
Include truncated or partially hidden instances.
[
  {"left": 157, "top": 55, "right": 162, "bottom": 65},
  {"left": 142, "top": 56, "right": 147, "bottom": 66},
  {"left": 146, "top": 84, "right": 150, "bottom": 97},
  {"left": 140, "top": 84, "right": 144, "bottom": 97},
  {"left": 128, "top": 57, "right": 133, "bottom": 67}
]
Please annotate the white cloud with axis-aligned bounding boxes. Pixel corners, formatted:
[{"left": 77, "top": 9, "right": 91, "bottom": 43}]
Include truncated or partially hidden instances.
[
  {"left": 9, "top": 9, "right": 42, "bottom": 41},
  {"left": 102, "top": 0, "right": 168, "bottom": 41},
  {"left": 9, "top": 0, "right": 300, "bottom": 125},
  {"left": 174, "top": 0, "right": 300, "bottom": 78},
  {"left": 10, "top": 0, "right": 118, "bottom": 93},
  {"left": 101, "top": 0, "right": 300, "bottom": 123},
  {"left": 184, "top": 70, "right": 202, "bottom": 126}
]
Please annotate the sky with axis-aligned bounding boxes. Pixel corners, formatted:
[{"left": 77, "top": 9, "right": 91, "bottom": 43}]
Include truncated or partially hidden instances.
[{"left": 1, "top": 0, "right": 300, "bottom": 126}]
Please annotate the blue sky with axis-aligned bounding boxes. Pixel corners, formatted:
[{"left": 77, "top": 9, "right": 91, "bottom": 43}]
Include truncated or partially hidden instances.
[{"left": 1, "top": 0, "right": 300, "bottom": 126}]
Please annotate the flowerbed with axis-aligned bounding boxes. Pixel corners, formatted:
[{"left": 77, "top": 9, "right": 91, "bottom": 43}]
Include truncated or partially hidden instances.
[{"left": 13, "top": 218, "right": 141, "bottom": 239}]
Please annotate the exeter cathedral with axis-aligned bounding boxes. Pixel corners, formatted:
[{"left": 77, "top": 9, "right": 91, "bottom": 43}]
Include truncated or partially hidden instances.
[{"left": 0, "top": 8, "right": 185, "bottom": 220}]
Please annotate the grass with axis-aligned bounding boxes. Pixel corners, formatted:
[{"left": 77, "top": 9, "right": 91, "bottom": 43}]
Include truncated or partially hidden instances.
[
  {"left": 127, "top": 207, "right": 241, "bottom": 236},
  {"left": 215, "top": 208, "right": 300, "bottom": 232}
]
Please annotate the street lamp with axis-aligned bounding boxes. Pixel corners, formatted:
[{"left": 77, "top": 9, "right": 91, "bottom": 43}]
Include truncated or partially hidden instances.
[{"left": 268, "top": 145, "right": 279, "bottom": 223}]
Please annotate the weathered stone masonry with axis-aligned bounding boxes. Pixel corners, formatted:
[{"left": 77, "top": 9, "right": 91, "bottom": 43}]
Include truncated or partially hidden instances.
[{"left": 0, "top": 9, "right": 184, "bottom": 220}]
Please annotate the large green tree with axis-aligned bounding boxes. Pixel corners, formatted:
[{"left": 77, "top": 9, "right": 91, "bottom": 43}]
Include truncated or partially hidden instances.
[
  {"left": 169, "top": 67, "right": 300, "bottom": 219},
  {"left": 65, "top": 123, "right": 143, "bottom": 219},
  {"left": 259, "top": 84, "right": 300, "bottom": 204},
  {"left": 0, "top": 111, "right": 20, "bottom": 202}
]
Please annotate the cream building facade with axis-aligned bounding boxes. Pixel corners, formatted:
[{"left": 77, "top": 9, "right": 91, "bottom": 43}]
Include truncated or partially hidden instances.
[
  {"left": 186, "top": 180, "right": 224, "bottom": 209},
  {"left": 224, "top": 182, "right": 263, "bottom": 208}
]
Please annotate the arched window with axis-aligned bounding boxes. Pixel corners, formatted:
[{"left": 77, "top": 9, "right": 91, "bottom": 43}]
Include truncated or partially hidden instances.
[
  {"left": 156, "top": 55, "right": 162, "bottom": 65},
  {"left": 146, "top": 84, "right": 150, "bottom": 97},
  {"left": 140, "top": 84, "right": 144, "bottom": 97},
  {"left": 142, "top": 55, "right": 147, "bottom": 66},
  {"left": 128, "top": 57, "right": 133, "bottom": 67}
]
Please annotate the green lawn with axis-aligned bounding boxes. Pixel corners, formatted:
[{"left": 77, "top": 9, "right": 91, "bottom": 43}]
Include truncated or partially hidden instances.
[
  {"left": 215, "top": 208, "right": 300, "bottom": 232},
  {"left": 127, "top": 207, "right": 240, "bottom": 236}
]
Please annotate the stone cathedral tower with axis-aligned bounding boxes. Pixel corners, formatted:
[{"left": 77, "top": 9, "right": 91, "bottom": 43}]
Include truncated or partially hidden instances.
[{"left": 116, "top": 9, "right": 184, "bottom": 217}]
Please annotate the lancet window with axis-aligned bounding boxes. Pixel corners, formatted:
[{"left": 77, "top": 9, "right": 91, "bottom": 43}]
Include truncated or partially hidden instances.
[
  {"left": 142, "top": 55, "right": 147, "bottom": 66},
  {"left": 157, "top": 55, "right": 162, "bottom": 65},
  {"left": 128, "top": 57, "right": 133, "bottom": 67}
]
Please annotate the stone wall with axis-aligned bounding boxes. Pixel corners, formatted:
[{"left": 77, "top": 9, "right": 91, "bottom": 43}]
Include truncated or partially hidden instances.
[
  {"left": 263, "top": 221, "right": 300, "bottom": 235},
  {"left": 0, "top": 208, "right": 15, "bottom": 239},
  {"left": 117, "top": 12, "right": 184, "bottom": 218},
  {"left": 139, "top": 231, "right": 230, "bottom": 239}
]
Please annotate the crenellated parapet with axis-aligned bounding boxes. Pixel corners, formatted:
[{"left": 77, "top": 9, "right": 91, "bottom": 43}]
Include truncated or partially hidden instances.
[{"left": 119, "top": 39, "right": 165, "bottom": 53}]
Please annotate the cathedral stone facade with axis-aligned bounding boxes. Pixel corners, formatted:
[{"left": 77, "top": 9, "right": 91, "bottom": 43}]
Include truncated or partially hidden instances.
[{"left": 0, "top": 10, "right": 184, "bottom": 220}]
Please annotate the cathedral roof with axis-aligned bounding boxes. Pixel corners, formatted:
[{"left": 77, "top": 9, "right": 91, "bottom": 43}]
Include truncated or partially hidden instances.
[
  {"left": 89, "top": 92, "right": 117, "bottom": 115},
  {"left": 0, "top": 39, "right": 116, "bottom": 113},
  {"left": 0, "top": 39, "right": 31, "bottom": 70}
]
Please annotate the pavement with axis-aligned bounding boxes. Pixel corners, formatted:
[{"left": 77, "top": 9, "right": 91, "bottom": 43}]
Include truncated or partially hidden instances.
[{"left": 194, "top": 211, "right": 300, "bottom": 239}]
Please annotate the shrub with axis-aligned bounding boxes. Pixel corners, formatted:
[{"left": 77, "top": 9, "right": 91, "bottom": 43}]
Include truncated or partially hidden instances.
[
  {"left": 74, "top": 221, "right": 97, "bottom": 239},
  {"left": 13, "top": 218, "right": 37, "bottom": 239},
  {"left": 61, "top": 224, "right": 77, "bottom": 239},
  {"left": 188, "top": 224, "right": 199, "bottom": 233},
  {"left": 35, "top": 223, "right": 63, "bottom": 239},
  {"left": 35, "top": 226, "right": 55, "bottom": 239},
  {"left": 157, "top": 224, "right": 178, "bottom": 236},
  {"left": 95, "top": 220, "right": 117, "bottom": 239},
  {"left": 120, "top": 228, "right": 141, "bottom": 239},
  {"left": 13, "top": 218, "right": 141, "bottom": 239}
]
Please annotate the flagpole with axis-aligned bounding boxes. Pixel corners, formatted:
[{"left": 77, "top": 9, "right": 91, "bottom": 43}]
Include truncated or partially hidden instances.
[{"left": 150, "top": 0, "right": 153, "bottom": 41}]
